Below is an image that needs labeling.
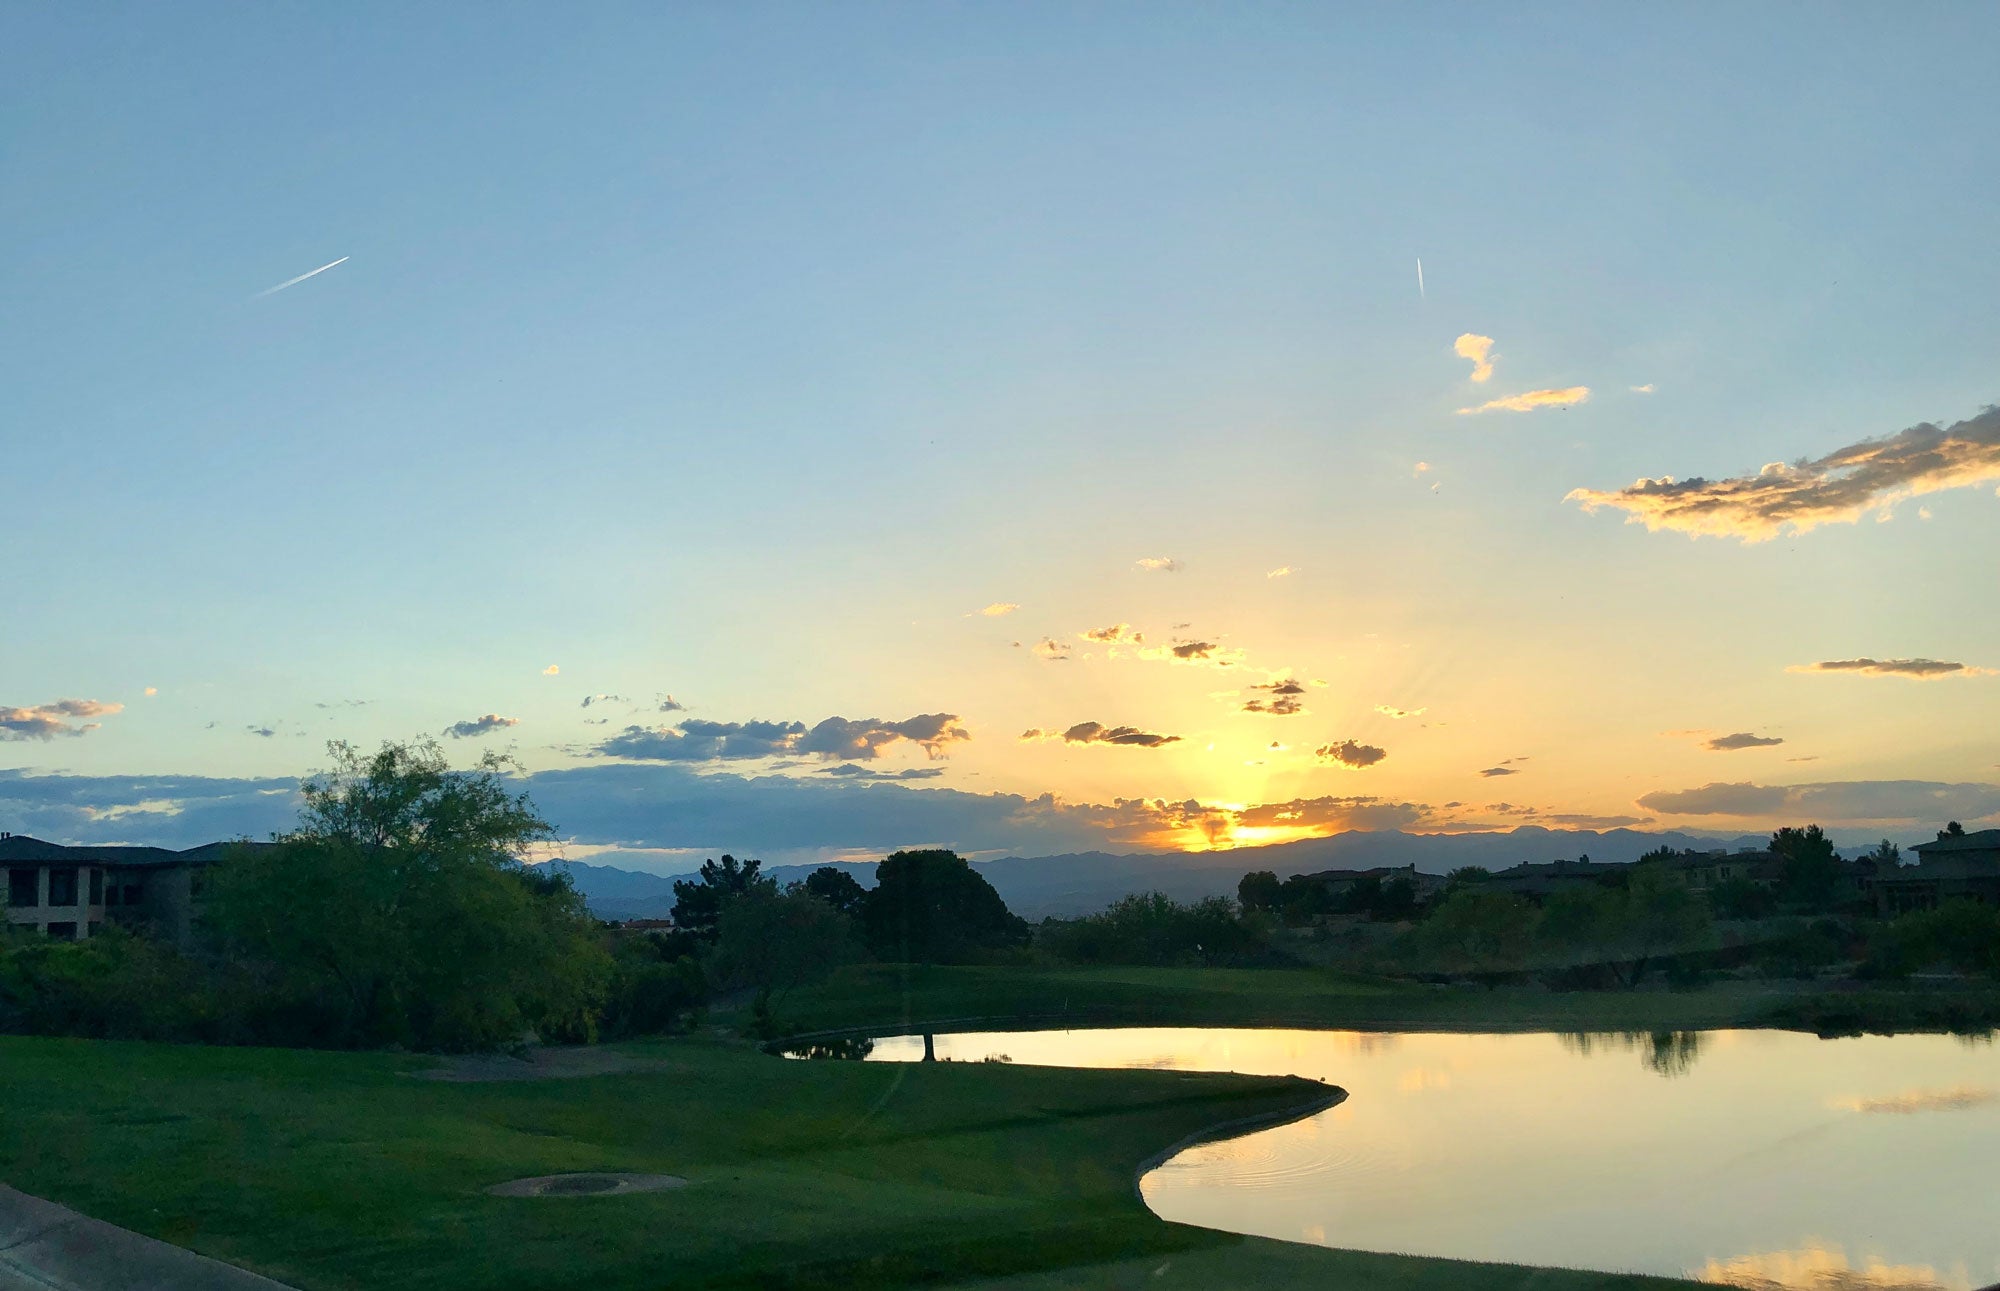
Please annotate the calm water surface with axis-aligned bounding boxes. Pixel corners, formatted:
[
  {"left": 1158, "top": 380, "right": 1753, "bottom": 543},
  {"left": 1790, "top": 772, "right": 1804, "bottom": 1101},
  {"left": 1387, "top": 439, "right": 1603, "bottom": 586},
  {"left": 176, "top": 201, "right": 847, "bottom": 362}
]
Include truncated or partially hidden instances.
[{"left": 861, "top": 1028, "right": 2000, "bottom": 1290}]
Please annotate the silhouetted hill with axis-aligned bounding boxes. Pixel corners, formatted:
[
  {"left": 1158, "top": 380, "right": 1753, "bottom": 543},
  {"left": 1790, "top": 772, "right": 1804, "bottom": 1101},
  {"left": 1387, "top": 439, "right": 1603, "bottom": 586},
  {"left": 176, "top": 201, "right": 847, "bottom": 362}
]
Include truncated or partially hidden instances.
[{"left": 556, "top": 826, "right": 1774, "bottom": 921}]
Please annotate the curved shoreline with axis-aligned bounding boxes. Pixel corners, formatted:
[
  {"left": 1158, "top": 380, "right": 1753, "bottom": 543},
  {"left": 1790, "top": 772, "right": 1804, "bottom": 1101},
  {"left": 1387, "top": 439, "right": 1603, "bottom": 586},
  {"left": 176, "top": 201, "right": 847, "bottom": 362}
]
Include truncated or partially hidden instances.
[{"left": 1130, "top": 1083, "right": 1348, "bottom": 1203}]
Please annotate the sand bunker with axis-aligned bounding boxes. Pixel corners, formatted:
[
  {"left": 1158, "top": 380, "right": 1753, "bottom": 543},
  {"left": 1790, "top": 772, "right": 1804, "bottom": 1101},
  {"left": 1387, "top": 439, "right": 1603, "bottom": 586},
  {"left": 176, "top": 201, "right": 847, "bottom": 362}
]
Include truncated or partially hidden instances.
[{"left": 485, "top": 1172, "right": 688, "bottom": 1198}]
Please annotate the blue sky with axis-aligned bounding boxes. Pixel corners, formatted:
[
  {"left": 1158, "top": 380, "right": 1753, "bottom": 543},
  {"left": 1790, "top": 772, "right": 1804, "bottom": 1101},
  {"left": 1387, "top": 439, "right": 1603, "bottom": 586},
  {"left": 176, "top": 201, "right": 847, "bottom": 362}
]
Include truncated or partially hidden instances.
[{"left": 7, "top": 5, "right": 1999, "bottom": 864}]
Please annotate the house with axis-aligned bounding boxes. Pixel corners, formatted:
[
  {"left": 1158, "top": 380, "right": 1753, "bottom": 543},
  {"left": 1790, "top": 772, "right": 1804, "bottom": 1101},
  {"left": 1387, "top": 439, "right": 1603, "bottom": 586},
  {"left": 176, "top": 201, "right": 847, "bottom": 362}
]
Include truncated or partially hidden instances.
[
  {"left": 1484, "top": 857, "right": 1632, "bottom": 903},
  {"left": 0, "top": 833, "right": 247, "bottom": 945},
  {"left": 1668, "top": 849, "right": 1784, "bottom": 893},
  {"left": 1301, "top": 864, "right": 1448, "bottom": 901},
  {"left": 1869, "top": 829, "right": 2000, "bottom": 915}
]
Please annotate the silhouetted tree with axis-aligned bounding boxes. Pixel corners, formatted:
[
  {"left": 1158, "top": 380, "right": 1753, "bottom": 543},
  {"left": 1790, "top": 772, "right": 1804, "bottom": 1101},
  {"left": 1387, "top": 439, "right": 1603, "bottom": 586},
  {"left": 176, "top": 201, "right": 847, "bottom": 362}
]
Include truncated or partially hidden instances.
[
  {"left": 802, "top": 866, "right": 870, "bottom": 920},
  {"left": 1861, "top": 840, "right": 1901, "bottom": 871},
  {"left": 1939, "top": 821, "right": 1967, "bottom": 841},
  {"left": 1237, "top": 870, "right": 1282, "bottom": 912},
  {"left": 863, "top": 849, "right": 1027, "bottom": 963},
  {"left": 671, "top": 855, "right": 774, "bottom": 943},
  {"left": 1770, "top": 825, "right": 1842, "bottom": 908}
]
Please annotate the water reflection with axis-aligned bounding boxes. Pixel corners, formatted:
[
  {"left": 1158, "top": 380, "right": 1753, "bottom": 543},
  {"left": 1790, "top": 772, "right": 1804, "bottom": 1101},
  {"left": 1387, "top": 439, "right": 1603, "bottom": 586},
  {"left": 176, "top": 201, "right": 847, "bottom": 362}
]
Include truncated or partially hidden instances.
[
  {"left": 855, "top": 1027, "right": 2000, "bottom": 1288},
  {"left": 1557, "top": 1029, "right": 1706, "bottom": 1077},
  {"left": 783, "top": 1036, "right": 876, "bottom": 1060},
  {"left": 1700, "top": 1241, "right": 1965, "bottom": 1291}
]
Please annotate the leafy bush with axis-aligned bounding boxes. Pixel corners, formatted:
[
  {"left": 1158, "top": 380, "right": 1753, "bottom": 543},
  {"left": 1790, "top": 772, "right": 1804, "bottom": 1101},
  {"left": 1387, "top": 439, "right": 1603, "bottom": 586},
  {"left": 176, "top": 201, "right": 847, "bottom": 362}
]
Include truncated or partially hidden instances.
[{"left": 1038, "top": 892, "right": 1270, "bottom": 967}]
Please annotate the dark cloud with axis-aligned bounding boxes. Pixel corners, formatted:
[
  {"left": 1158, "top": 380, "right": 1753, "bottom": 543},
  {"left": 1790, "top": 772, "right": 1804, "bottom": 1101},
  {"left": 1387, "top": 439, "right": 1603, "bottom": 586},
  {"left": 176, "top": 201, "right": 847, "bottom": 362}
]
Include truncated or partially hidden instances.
[
  {"left": 1479, "top": 766, "right": 1518, "bottom": 778},
  {"left": 1566, "top": 404, "right": 2000, "bottom": 541},
  {"left": 1082, "top": 624, "right": 1143, "bottom": 645},
  {"left": 1243, "top": 679, "right": 1308, "bottom": 716},
  {"left": 1, "top": 699, "right": 122, "bottom": 742},
  {"left": 1789, "top": 658, "right": 1991, "bottom": 679},
  {"left": 600, "top": 719, "right": 808, "bottom": 761},
  {"left": 1704, "top": 732, "right": 1784, "bottom": 751},
  {"left": 1317, "top": 740, "right": 1388, "bottom": 769},
  {"left": 444, "top": 714, "right": 520, "bottom": 739},
  {"left": 581, "top": 694, "right": 626, "bottom": 708},
  {"left": 817, "top": 765, "right": 947, "bottom": 781},
  {"left": 657, "top": 695, "right": 686, "bottom": 712},
  {"left": 598, "top": 714, "right": 967, "bottom": 763},
  {"left": 1060, "top": 721, "right": 1181, "bottom": 749},
  {"left": 247, "top": 725, "right": 277, "bottom": 739},
  {"left": 1637, "top": 779, "right": 2000, "bottom": 823},
  {"left": 794, "top": 714, "right": 970, "bottom": 761},
  {"left": 1172, "top": 641, "right": 1219, "bottom": 660}
]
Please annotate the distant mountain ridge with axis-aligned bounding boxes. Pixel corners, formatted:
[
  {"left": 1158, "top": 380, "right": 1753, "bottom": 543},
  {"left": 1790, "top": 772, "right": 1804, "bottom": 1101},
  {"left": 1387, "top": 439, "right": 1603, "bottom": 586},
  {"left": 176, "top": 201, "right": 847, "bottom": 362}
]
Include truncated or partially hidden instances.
[{"left": 553, "top": 825, "right": 1773, "bottom": 921}]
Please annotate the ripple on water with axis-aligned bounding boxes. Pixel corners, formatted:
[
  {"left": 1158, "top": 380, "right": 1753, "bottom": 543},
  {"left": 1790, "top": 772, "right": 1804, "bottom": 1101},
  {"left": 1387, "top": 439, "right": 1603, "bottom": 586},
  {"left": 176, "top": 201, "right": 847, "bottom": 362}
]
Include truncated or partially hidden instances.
[{"left": 1149, "top": 1112, "right": 1398, "bottom": 1195}]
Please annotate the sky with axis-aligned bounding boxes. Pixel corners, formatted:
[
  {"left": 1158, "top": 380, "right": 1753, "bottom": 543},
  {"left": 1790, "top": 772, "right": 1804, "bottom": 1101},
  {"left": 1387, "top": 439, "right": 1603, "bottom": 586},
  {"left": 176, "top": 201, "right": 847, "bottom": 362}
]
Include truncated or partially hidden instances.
[{"left": 6, "top": 5, "right": 2000, "bottom": 868}]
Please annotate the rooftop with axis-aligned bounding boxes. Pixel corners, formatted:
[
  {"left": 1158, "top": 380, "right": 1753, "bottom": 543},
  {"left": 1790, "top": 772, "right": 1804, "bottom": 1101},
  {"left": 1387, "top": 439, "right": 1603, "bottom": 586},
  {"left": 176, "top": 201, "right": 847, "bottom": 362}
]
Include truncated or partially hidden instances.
[
  {"left": 1911, "top": 829, "right": 2000, "bottom": 855},
  {"left": 0, "top": 834, "right": 261, "bottom": 868}
]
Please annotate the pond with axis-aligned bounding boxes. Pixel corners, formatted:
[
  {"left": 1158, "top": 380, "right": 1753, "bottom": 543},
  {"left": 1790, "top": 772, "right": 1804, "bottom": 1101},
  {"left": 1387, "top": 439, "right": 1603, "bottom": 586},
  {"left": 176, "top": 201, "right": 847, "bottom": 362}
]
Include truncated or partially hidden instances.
[{"left": 845, "top": 1028, "right": 2000, "bottom": 1290}]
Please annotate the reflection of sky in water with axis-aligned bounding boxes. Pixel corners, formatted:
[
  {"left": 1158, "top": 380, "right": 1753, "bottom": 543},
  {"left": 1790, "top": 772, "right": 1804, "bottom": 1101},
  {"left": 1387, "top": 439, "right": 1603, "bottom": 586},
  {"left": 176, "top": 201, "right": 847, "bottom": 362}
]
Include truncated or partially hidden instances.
[{"left": 866, "top": 1028, "right": 2000, "bottom": 1289}]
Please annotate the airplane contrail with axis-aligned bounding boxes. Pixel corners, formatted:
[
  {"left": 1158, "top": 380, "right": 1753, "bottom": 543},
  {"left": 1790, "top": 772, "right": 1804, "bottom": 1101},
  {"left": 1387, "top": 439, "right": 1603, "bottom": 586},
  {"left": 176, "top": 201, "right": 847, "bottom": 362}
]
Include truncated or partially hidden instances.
[
  {"left": 1416, "top": 257, "right": 1425, "bottom": 298},
  {"left": 256, "top": 256, "right": 348, "bottom": 298}
]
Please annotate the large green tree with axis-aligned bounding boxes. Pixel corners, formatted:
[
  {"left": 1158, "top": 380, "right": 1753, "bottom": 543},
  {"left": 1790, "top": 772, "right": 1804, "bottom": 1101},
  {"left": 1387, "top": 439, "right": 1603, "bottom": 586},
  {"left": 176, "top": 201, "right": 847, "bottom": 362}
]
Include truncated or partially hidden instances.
[
  {"left": 863, "top": 849, "right": 1027, "bottom": 963},
  {"left": 205, "top": 739, "right": 609, "bottom": 1051}
]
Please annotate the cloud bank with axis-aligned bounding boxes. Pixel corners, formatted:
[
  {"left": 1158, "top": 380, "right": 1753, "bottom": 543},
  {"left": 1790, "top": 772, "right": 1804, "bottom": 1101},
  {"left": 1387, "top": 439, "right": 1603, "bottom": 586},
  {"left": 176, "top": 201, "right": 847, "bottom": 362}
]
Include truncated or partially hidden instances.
[
  {"left": 598, "top": 713, "right": 968, "bottom": 763},
  {"left": 1637, "top": 779, "right": 2000, "bottom": 824},
  {"left": 1565, "top": 405, "right": 2000, "bottom": 541}
]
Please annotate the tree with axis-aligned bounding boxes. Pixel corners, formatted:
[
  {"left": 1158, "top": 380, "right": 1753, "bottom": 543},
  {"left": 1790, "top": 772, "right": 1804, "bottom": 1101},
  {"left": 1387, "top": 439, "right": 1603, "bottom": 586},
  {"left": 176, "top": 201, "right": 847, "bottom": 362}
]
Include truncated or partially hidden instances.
[
  {"left": 1769, "top": 825, "right": 1842, "bottom": 909},
  {"left": 863, "top": 849, "right": 1027, "bottom": 963},
  {"left": 802, "top": 866, "right": 870, "bottom": 920},
  {"left": 671, "top": 855, "right": 774, "bottom": 943},
  {"left": 1237, "top": 870, "right": 1282, "bottom": 912},
  {"left": 204, "top": 739, "right": 610, "bottom": 1050},
  {"left": 1411, "top": 890, "right": 1536, "bottom": 976},
  {"left": 1939, "top": 821, "right": 1967, "bottom": 841},
  {"left": 1540, "top": 865, "right": 1712, "bottom": 987},
  {"left": 1862, "top": 840, "right": 1901, "bottom": 870},
  {"left": 711, "top": 885, "right": 860, "bottom": 1032}
]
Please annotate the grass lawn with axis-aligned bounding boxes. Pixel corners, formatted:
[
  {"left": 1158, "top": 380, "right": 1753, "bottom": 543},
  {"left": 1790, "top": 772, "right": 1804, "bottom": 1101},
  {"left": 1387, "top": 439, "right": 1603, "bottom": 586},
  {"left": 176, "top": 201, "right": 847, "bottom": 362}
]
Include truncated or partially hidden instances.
[
  {"left": 756, "top": 961, "right": 1857, "bottom": 1040},
  {"left": 0, "top": 1031, "right": 1697, "bottom": 1291}
]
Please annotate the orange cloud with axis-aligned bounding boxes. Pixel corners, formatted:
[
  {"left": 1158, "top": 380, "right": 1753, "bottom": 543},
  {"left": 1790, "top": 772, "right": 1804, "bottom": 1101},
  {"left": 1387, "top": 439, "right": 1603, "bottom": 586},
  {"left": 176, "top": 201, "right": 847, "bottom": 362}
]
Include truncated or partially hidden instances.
[
  {"left": 1566, "top": 405, "right": 2000, "bottom": 541},
  {"left": 1454, "top": 333, "right": 1496, "bottom": 383},
  {"left": 1458, "top": 386, "right": 1590, "bottom": 415}
]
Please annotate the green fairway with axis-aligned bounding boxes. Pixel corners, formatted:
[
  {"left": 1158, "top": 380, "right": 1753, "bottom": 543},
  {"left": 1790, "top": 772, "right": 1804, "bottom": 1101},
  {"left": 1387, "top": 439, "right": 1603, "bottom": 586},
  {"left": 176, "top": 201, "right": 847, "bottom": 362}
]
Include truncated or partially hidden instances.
[{"left": 0, "top": 1031, "right": 1698, "bottom": 1290}]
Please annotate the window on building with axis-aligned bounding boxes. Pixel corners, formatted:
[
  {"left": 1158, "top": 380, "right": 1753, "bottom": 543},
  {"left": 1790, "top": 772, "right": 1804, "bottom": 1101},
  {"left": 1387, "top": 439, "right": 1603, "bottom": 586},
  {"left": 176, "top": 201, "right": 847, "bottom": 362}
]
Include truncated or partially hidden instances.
[
  {"left": 122, "top": 883, "right": 143, "bottom": 905},
  {"left": 8, "top": 868, "right": 38, "bottom": 908},
  {"left": 104, "top": 881, "right": 121, "bottom": 907},
  {"left": 46, "top": 922, "right": 78, "bottom": 941},
  {"left": 89, "top": 867, "right": 104, "bottom": 905},
  {"left": 47, "top": 868, "right": 79, "bottom": 907}
]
